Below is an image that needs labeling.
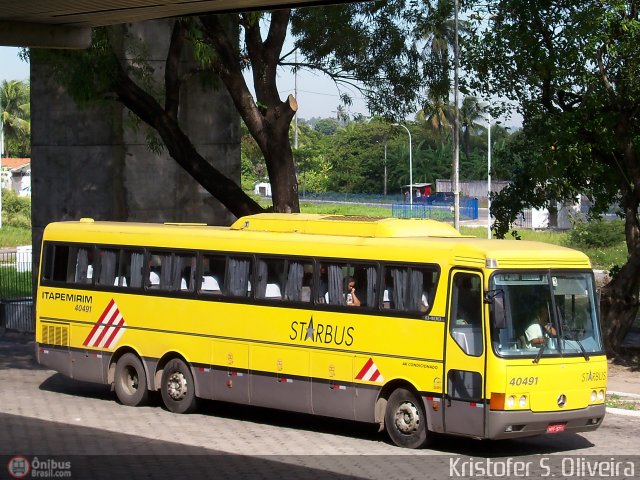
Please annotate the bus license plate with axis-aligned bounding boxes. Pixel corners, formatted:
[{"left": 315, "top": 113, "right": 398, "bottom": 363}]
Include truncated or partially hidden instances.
[{"left": 547, "top": 423, "right": 566, "bottom": 434}]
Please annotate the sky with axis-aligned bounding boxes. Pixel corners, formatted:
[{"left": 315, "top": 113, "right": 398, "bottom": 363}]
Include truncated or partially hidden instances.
[
  {"left": 0, "top": 45, "right": 519, "bottom": 127},
  {"left": 0, "top": 45, "right": 371, "bottom": 121}
]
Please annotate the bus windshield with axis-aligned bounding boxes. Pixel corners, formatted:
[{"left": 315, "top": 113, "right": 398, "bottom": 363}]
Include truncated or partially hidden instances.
[{"left": 490, "top": 272, "right": 603, "bottom": 358}]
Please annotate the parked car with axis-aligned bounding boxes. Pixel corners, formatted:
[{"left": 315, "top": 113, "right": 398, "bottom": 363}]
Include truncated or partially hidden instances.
[{"left": 423, "top": 192, "right": 454, "bottom": 204}]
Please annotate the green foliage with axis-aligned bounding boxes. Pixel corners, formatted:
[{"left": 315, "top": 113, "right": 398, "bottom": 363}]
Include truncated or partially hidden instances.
[
  {"left": 1, "top": 189, "right": 31, "bottom": 229},
  {"left": 566, "top": 219, "right": 626, "bottom": 249},
  {"left": 0, "top": 79, "right": 30, "bottom": 157},
  {"left": 313, "top": 118, "right": 340, "bottom": 136}
]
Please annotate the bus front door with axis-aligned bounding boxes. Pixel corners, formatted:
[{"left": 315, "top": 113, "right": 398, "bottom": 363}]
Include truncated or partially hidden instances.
[{"left": 443, "top": 270, "right": 486, "bottom": 438}]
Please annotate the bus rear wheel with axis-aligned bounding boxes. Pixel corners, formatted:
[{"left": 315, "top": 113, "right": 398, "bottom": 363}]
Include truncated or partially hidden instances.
[
  {"left": 114, "top": 353, "right": 149, "bottom": 407},
  {"left": 160, "top": 358, "right": 198, "bottom": 414},
  {"left": 384, "top": 388, "right": 428, "bottom": 449}
]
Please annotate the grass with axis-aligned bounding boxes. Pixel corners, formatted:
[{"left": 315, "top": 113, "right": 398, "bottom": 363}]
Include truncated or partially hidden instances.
[
  {"left": 606, "top": 393, "right": 640, "bottom": 411},
  {"left": 0, "top": 226, "right": 31, "bottom": 248}
]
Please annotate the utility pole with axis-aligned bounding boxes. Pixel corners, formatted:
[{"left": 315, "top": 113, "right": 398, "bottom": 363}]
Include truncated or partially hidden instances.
[{"left": 452, "top": 0, "right": 460, "bottom": 231}]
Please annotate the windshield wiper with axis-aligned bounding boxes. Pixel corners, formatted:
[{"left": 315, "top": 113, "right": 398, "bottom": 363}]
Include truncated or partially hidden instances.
[
  {"left": 563, "top": 330, "right": 590, "bottom": 361},
  {"left": 533, "top": 344, "right": 546, "bottom": 364}
]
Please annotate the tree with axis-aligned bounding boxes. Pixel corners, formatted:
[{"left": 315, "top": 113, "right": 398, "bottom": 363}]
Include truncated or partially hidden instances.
[
  {"left": 0, "top": 80, "right": 30, "bottom": 158},
  {"left": 466, "top": 0, "right": 640, "bottom": 352},
  {"left": 459, "top": 95, "right": 483, "bottom": 161},
  {"left": 37, "top": 4, "right": 428, "bottom": 218}
]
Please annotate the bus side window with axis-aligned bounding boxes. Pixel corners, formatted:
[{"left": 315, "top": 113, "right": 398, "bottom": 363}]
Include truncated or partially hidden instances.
[
  {"left": 255, "top": 257, "right": 285, "bottom": 301},
  {"left": 382, "top": 265, "right": 437, "bottom": 313},
  {"left": 95, "top": 248, "right": 120, "bottom": 287},
  {"left": 42, "top": 244, "right": 71, "bottom": 283},
  {"left": 227, "top": 256, "right": 252, "bottom": 297},
  {"left": 284, "top": 260, "right": 313, "bottom": 302},
  {"left": 201, "top": 254, "right": 226, "bottom": 295},
  {"left": 119, "top": 250, "right": 144, "bottom": 289},
  {"left": 149, "top": 251, "right": 196, "bottom": 292}
]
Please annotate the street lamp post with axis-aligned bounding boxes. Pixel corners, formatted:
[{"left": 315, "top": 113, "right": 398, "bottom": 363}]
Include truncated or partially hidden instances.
[
  {"left": 393, "top": 123, "right": 412, "bottom": 210},
  {"left": 383, "top": 138, "right": 388, "bottom": 196},
  {"left": 487, "top": 111, "right": 492, "bottom": 239}
]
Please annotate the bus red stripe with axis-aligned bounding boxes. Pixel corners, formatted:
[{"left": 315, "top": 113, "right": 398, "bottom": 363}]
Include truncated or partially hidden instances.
[
  {"left": 102, "top": 317, "right": 125, "bottom": 349},
  {"left": 91, "top": 305, "right": 119, "bottom": 347},
  {"left": 83, "top": 299, "right": 115, "bottom": 346},
  {"left": 355, "top": 358, "right": 374, "bottom": 380}
]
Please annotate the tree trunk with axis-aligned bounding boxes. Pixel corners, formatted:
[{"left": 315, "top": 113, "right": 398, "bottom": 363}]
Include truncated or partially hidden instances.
[
  {"left": 599, "top": 113, "right": 640, "bottom": 353},
  {"left": 600, "top": 259, "right": 640, "bottom": 353},
  {"left": 112, "top": 55, "right": 265, "bottom": 219}
]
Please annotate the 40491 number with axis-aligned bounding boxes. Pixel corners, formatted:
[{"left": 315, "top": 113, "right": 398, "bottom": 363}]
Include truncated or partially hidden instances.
[
  {"left": 74, "top": 304, "right": 92, "bottom": 313},
  {"left": 509, "top": 376, "right": 539, "bottom": 387}
]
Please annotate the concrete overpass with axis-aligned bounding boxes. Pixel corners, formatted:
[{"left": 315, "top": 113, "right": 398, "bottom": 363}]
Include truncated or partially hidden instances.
[{"left": 0, "top": 0, "right": 341, "bottom": 48}]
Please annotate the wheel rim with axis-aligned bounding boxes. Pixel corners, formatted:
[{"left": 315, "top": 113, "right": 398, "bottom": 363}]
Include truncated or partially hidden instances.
[
  {"left": 122, "top": 365, "right": 139, "bottom": 395},
  {"left": 166, "top": 371, "right": 188, "bottom": 401},
  {"left": 394, "top": 400, "right": 420, "bottom": 435}
]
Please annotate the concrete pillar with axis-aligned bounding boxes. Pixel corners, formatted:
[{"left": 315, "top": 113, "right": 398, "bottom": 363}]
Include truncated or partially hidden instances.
[{"left": 31, "top": 19, "right": 240, "bottom": 258}]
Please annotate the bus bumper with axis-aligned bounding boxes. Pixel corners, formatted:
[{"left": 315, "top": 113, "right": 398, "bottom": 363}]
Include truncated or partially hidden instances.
[{"left": 486, "top": 404, "right": 606, "bottom": 439}]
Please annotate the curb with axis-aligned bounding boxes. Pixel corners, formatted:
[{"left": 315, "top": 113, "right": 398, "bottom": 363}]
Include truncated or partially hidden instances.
[
  {"left": 608, "top": 390, "right": 640, "bottom": 399},
  {"left": 606, "top": 407, "right": 640, "bottom": 417}
]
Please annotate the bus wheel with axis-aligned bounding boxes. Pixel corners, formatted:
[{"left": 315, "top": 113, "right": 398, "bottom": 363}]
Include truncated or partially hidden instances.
[
  {"left": 114, "top": 353, "right": 149, "bottom": 407},
  {"left": 384, "top": 388, "right": 428, "bottom": 449},
  {"left": 160, "top": 358, "right": 197, "bottom": 414}
]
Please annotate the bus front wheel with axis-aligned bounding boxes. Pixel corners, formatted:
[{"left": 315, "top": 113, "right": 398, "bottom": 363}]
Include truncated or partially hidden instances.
[
  {"left": 114, "top": 353, "right": 149, "bottom": 407},
  {"left": 160, "top": 358, "right": 198, "bottom": 414},
  {"left": 384, "top": 388, "right": 428, "bottom": 449}
]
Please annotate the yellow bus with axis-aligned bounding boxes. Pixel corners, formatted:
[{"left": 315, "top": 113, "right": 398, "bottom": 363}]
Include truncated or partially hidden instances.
[{"left": 35, "top": 214, "right": 606, "bottom": 448}]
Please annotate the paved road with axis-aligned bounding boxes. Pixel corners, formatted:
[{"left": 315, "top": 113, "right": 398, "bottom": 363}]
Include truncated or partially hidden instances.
[{"left": 1, "top": 338, "right": 638, "bottom": 479}]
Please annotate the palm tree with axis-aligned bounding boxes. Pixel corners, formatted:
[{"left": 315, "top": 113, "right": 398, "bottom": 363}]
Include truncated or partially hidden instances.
[
  {"left": 416, "top": 91, "right": 452, "bottom": 139},
  {"left": 459, "top": 96, "right": 484, "bottom": 160},
  {"left": 0, "top": 79, "right": 30, "bottom": 157},
  {"left": 417, "top": 0, "right": 470, "bottom": 103}
]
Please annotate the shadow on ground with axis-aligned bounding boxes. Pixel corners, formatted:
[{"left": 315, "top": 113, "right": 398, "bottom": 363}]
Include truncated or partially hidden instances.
[{"left": 38, "top": 372, "right": 595, "bottom": 458}]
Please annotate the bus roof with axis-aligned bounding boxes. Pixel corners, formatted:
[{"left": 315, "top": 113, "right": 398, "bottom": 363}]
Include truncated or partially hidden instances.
[
  {"left": 229, "top": 213, "right": 463, "bottom": 238},
  {"left": 43, "top": 215, "right": 592, "bottom": 270}
]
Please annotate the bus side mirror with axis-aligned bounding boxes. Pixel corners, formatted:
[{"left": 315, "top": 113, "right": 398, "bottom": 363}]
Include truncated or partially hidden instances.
[
  {"left": 486, "top": 290, "right": 507, "bottom": 329},
  {"left": 492, "top": 295, "right": 507, "bottom": 329}
]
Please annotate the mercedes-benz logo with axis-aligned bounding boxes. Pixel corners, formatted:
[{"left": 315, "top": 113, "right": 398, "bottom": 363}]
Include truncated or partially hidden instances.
[{"left": 557, "top": 394, "right": 567, "bottom": 408}]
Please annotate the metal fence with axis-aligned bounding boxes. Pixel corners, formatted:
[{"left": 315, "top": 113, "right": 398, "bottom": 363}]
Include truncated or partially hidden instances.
[
  {"left": 300, "top": 192, "right": 404, "bottom": 205},
  {"left": 391, "top": 197, "right": 479, "bottom": 221},
  {"left": 0, "top": 249, "right": 34, "bottom": 333}
]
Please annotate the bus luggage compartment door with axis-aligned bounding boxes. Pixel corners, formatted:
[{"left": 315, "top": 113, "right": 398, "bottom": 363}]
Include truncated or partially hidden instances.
[{"left": 443, "top": 270, "right": 486, "bottom": 438}]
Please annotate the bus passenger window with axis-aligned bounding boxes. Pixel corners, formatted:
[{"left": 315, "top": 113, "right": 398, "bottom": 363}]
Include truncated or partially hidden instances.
[
  {"left": 283, "top": 260, "right": 313, "bottom": 302},
  {"left": 73, "top": 247, "right": 94, "bottom": 284},
  {"left": 255, "top": 258, "right": 285, "bottom": 301},
  {"left": 201, "top": 255, "right": 226, "bottom": 295},
  {"left": 42, "top": 244, "right": 72, "bottom": 283},
  {"left": 318, "top": 262, "right": 377, "bottom": 308},
  {"left": 149, "top": 251, "right": 196, "bottom": 292},
  {"left": 227, "top": 256, "right": 252, "bottom": 297},
  {"left": 120, "top": 250, "right": 144, "bottom": 289},
  {"left": 382, "top": 265, "right": 437, "bottom": 313},
  {"left": 96, "top": 248, "right": 120, "bottom": 287}
]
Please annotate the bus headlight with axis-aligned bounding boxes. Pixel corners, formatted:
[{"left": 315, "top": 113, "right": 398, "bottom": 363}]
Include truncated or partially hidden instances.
[
  {"left": 598, "top": 390, "right": 605, "bottom": 401},
  {"left": 590, "top": 390, "right": 597, "bottom": 403},
  {"left": 519, "top": 395, "right": 527, "bottom": 408},
  {"left": 507, "top": 395, "right": 516, "bottom": 408}
]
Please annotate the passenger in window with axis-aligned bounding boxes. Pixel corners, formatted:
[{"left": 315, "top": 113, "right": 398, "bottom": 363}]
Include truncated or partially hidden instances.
[{"left": 346, "top": 277, "right": 362, "bottom": 306}]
